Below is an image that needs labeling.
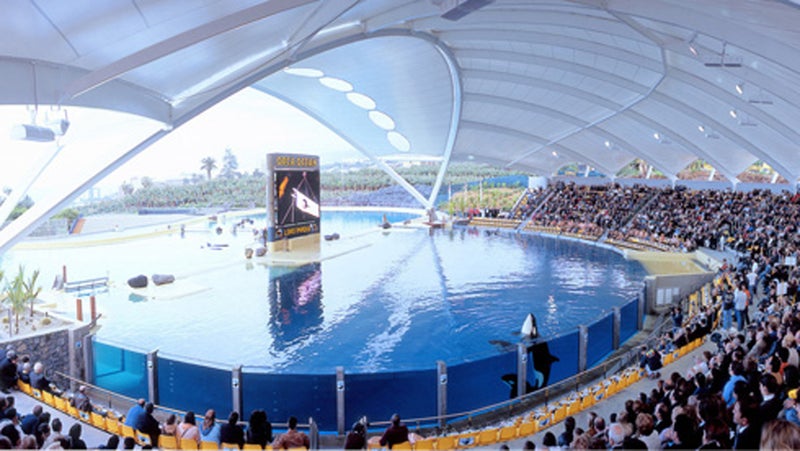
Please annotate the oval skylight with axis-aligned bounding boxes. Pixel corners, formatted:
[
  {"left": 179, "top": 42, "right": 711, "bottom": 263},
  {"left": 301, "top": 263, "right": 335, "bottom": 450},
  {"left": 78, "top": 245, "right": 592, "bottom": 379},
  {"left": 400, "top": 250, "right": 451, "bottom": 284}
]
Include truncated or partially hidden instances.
[
  {"left": 283, "top": 67, "right": 324, "bottom": 78},
  {"left": 369, "top": 110, "right": 395, "bottom": 130},
  {"left": 387, "top": 131, "right": 410, "bottom": 152},
  {"left": 319, "top": 77, "right": 353, "bottom": 92},
  {"left": 346, "top": 92, "right": 376, "bottom": 110}
]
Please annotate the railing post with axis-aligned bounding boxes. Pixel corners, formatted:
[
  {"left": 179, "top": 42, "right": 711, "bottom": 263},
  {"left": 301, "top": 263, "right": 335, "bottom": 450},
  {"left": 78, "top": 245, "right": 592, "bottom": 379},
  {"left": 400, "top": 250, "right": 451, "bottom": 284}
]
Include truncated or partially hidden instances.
[
  {"left": 638, "top": 288, "right": 646, "bottom": 330},
  {"left": 146, "top": 350, "right": 158, "bottom": 404},
  {"left": 232, "top": 365, "right": 243, "bottom": 416},
  {"left": 517, "top": 342, "right": 528, "bottom": 398},
  {"left": 309, "top": 417, "right": 319, "bottom": 450},
  {"left": 83, "top": 334, "right": 94, "bottom": 385},
  {"left": 437, "top": 360, "right": 447, "bottom": 429},
  {"left": 578, "top": 325, "right": 588, "bottom": 373},
  {"left": 336, "top": 366, "right": 345, "bottom": 436},
  {"left": 612, "top": 306, "right": 621, "bottom": 350}
]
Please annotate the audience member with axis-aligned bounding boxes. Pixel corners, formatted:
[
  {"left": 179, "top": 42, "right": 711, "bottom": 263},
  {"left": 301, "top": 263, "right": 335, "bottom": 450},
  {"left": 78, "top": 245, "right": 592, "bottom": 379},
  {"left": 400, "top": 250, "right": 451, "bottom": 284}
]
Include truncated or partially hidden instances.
[
  {"left": 199, "top": 408, "right": 221, "bottom": 444},
  {"left": 378, "top": 414, "right": 408, "bottom": 449},
  {"left": 219, "top": 411, "right": 244, "bottom": 448},
  {"left": 246, "top": 409, "right": 272, "bottom": 447},
  {"left": 273, "top": 416, "right": 309, "bottom": 450}
]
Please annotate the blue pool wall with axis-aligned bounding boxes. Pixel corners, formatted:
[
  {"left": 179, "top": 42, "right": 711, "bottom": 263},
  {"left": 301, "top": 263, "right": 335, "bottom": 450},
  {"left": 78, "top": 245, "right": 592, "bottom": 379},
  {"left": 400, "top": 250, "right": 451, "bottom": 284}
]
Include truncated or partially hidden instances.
[{"left": 91, "top": 294, "right": 640, "bottom": 431}]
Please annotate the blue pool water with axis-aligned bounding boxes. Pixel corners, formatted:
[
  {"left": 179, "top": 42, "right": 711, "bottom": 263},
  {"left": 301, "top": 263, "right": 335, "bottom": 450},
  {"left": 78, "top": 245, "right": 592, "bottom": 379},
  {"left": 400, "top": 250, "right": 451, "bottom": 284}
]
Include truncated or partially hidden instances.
[{"left": 4, "top": 210, "right": 646, "bottom": 374}]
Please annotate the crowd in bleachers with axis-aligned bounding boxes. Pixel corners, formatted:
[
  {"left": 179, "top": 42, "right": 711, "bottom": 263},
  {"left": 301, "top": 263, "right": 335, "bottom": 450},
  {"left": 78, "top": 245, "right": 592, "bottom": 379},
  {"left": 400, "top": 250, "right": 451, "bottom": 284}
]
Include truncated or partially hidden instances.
[{"left": 507, "top": 183, "right": 800, "bottom": 256}]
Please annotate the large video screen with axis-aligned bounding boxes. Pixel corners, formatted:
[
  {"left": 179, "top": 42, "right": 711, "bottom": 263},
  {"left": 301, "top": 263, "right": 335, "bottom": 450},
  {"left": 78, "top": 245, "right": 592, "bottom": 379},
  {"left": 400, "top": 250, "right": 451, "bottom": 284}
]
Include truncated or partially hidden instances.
[{"left": 266, "top": 154, "right": 320, "bottom": 242}]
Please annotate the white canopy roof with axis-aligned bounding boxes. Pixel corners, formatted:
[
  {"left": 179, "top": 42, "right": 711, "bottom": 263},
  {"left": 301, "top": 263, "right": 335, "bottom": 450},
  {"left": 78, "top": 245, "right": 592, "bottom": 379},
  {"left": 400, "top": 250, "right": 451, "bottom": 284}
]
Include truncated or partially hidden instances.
[{"left": 1, "top": 0, "right": 799, "bottom": 249}]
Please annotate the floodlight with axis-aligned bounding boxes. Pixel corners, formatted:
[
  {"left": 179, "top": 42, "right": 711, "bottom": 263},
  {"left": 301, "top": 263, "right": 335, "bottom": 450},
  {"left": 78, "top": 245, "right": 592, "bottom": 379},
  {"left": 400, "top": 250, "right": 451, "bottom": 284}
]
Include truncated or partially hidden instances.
[{"left": 10, "top": 124, "right": 55, "bottom": 142}]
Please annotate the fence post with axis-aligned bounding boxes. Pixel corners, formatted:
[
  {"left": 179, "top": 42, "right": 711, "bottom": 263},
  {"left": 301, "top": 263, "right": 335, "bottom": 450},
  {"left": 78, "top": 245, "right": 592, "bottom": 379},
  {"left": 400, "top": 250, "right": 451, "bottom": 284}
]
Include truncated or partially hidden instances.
[
  {"left": 75, "top": 298, "right": 83, "bottom": 322},
  {"left": 437, "top": 361, "right": 447, "bottom": 429},
  {"left": 638, "top": 288, "right": 646, "bottom": 330},
  {"left": 83, "top": 334, "right": 94, "bottom": 385},
  {"left": 612, "top": 306, "right": 621, "bottom": 350},
  {"left": 146, "top": 350, "right": 158, "bottom": 404},
  {"left": 232, "top": 365, "right": 243, "bottom": 417},
  {"left": 336, "top": 366, "right": 345, "bottom": 436},
  {"left": 309, "top": 417, "right": 319, "bottom": 450},
  {"left": 517, "top": 342, "right": 528, "bottom": 398},
  {"left": 578, "top": 325, "right": 588, "bottom": 373}
]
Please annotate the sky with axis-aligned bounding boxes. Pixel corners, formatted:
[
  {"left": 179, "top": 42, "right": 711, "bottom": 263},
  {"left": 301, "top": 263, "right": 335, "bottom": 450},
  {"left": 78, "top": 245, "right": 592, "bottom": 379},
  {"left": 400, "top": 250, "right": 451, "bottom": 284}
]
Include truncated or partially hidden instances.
[{"left": 0, "top": 88, "right": 361, "bottom": 199}]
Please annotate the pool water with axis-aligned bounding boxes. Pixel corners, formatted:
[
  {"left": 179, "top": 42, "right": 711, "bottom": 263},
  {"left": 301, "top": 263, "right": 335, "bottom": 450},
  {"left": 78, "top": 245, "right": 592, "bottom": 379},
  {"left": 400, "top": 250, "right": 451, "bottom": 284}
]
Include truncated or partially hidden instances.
[{"left": 3, "top": 210, "right": 646, "bottom": 374}]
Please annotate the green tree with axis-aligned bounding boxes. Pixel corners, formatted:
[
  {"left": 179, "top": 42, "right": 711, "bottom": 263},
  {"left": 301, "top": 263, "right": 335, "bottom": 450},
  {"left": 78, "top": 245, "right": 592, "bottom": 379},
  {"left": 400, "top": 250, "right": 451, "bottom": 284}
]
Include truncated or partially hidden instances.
[
  {"left": 220, "top": 148, "right": 239, "bottom": 179},
  {"left": 120, "top": 181, "right": 135, "bottom": 196},
  {"left": 201, "top": 156, "right": 217, "bottom": 181}
]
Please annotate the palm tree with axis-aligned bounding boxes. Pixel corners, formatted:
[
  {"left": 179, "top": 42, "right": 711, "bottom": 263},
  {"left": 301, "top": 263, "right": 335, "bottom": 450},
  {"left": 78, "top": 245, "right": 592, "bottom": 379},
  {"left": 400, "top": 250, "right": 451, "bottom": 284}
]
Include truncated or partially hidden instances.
[
  {"left": 24, "top": 268, "right": 41, "bottom": 318},
  {"left": 4, "top": 267, "right": 27, "bottom": 335},
  {"left": 201, "top": 157, "right": 217, "bottom": 181}
]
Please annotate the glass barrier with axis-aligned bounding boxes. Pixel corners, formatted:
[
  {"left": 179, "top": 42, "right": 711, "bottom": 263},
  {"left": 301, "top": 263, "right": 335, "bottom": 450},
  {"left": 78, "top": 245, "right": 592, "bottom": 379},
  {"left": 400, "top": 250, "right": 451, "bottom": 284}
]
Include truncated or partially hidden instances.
[
  {"left": 620, "top": 298, "right": 639, "bottom": 343},
  {"left": 586, "top": 314, "right": 614, "bottom": 368},
  {"left": 157, "top": 358, "right": 232, "bottom": 416},
  {"left": 92, "top": 304, "right": 633, "bottom": 430},
  {"left": 241, "top": 372, "right": 338, "bottom": 430},
  {"left": 344, "top": 369, "right": 436, "bottom": 428},
  {"left": 93, "top": 339, "right": 147, "bottom": 400}
]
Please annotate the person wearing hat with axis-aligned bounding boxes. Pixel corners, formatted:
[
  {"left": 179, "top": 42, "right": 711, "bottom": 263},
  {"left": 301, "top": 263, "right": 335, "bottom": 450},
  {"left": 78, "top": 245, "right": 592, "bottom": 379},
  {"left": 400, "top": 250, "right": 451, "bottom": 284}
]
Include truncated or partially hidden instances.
[
  {"left": 0, "top": 351, "right": 18, "bottom": 393},
  {"left": 378, "top": 414, "right": 409, "bottom": 449},
  {"left": 72, "top": 385, "right": 93, "bottom": 412},
  {"left": 782, "top": 389, "right": 800, "bottom": 427}
]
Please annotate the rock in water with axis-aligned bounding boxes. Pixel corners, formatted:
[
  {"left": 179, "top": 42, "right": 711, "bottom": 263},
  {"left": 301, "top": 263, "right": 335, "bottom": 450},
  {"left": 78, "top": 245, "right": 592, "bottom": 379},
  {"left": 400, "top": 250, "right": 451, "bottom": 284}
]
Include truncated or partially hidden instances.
[
  {"left": 152, "top": 274, "right": 175, "bottom": 286},
  {"left": 127, "top": 275, "right": 148, "bottom": 289}
]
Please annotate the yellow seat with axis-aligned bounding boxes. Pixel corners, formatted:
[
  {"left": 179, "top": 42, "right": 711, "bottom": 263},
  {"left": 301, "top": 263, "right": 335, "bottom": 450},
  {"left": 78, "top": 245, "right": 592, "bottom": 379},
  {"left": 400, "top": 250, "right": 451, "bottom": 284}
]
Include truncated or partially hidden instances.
[
  {"left": 201, "top": 441, "right": 219, "bottom": 450},
  {"left": 552, "top": 404, "right": 568, "bottom": 424},
  {"left": 41, "top": 391, "right": 55, "bottom": 407},
  {"left": 120, "top": 424, "right": 136, "bottom": 439},
  {"left": 456, "top": 432, "right": 479, "bottom": 448},
  {"left": 221, "top": 442, "right": 241, "bottom": 450},
  {"left": 90, "top": 412, "right": 106, "bottom": 430},
  {"left": 413, "top": 437, "right": 436, "bottom": 450},
  {"left": 17, "top": 380, "right": 32, "bottom": 395},
  {"left": 498, "top": 425, "right": 518, "bottom": 441},
  {"left": 159, "top": 434, "right": 178, "bottom": 449},
  {"left": 476, "top": 428, "right": 498, "bottom": 445},
  {"left": 31, "top": 388, "right": 43, "bottom": 401},
  {"left": 663, "top": 353, "right": 674, "bottom": 366},
  {"left": 105, "top": 418, "right": 121, "bottom": 435},
  {"left": 243, "top": 444, "right": 265, "bottom": 450},
  {"left": 53, "top": 396, "right": 68, "bottom": 412},
  {"left": 392, "top": 442, "right": 412, "bottom": 450},
  {"left": 136, "top": 430, "right": 152, "bottom": 447},
  {"left": 518, "top": 421, "right": 537, "bottom": 437},
  {"left": 79, "top": 410, "right": 91, "bottom": 423},
  {"left": 180, "top": 438, "right": 200, "bottom": 450},
  {"left": 435, "top": 436, "right": 457, "bottom": 450}
]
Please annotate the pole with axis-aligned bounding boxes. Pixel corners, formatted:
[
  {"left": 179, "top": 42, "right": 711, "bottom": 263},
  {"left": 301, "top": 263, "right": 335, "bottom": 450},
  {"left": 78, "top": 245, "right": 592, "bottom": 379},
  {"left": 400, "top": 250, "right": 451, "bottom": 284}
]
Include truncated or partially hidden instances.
[{"left": 75, "top": 298, "right": 83, "bottom": 322}]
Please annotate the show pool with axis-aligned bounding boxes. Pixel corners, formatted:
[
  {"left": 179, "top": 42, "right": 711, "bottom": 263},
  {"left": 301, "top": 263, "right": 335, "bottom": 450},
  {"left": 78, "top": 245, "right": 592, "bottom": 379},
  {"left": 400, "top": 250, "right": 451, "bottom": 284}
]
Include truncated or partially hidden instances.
[{"left": 4, "top": 210, "right": 646, "bottom": 373}]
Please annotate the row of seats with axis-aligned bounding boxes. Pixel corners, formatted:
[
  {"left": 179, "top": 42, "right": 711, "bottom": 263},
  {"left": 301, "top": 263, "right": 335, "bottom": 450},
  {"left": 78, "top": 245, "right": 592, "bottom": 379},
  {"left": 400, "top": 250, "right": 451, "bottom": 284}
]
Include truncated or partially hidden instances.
[
  {"left": 18, "top": 381, "right": 283, "bottom": 450},
  {"left": 468, "top": 217, "right": 521, "bottom": 229},
  {"left": 370, "top": 336, "right": 705, "bottom": 450}
]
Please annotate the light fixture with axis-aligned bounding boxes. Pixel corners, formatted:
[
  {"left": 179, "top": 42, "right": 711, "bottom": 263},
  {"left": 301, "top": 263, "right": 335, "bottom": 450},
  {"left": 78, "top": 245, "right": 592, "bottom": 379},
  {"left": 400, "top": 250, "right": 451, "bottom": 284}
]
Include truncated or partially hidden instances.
[
  {"left": 687, "top": 32, "right": 699, "bottom": 57},
  {"left": 10, "top": 124, "right": 55, "bottom": 142},
  {"left": 604, "top": 140, "right": 612, "bottom": 148},
  {"left": 729, "top": 109, "right": 738, "bottom": 119},
  {"left": 698, "top": 125, "right": 719, "bottom": 139},
  {"left": 319, "top": 77, "right": 353, "bottom": 92},
  {"left": 283, "top": 67, "right": 324, "bottom": 78},
  {"left": 735, "top": 82, "right": 744, "bottom": 95},
  {"left": 10, "top": 108, "right": 69, "bottom": 143},
  {"left": 653, "top": 132, "right": 661, "bottom": 140},
  {"left": 653, "top": 132, "right": 670, "bottom": 144},
  {"left": 551, "top": 150, "right": 558, "bottom": 157}
]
